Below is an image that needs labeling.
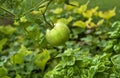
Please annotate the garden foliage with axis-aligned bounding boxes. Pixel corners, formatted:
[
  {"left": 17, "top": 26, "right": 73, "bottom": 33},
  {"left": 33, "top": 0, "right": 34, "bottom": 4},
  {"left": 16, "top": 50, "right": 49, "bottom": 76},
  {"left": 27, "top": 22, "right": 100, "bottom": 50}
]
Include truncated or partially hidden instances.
[{"left": 0, "top": 0, "right": 119, "bottom": 78}]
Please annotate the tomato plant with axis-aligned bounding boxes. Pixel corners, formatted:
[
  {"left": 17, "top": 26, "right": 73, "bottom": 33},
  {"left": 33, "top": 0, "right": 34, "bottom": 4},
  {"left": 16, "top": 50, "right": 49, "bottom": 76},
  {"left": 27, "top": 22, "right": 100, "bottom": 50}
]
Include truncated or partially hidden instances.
[{"left": 0, "top": 0, "right": 120, "bottom": 78}]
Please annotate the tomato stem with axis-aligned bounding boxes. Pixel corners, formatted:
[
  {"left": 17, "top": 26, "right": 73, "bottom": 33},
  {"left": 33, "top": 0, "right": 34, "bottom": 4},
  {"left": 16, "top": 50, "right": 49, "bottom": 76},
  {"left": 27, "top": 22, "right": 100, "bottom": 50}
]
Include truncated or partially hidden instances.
[
  {"left": 0, "top": 6, "right": 15, "bottom": 16},
  {"left": 42, "top": 0, "right": 54, "bottom": 29}
]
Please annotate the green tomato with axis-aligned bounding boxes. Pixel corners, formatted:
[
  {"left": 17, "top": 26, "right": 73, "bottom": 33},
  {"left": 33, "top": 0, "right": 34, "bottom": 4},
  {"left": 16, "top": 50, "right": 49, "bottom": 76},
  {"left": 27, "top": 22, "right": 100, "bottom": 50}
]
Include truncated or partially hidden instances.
[{"left": 46, "top": 22, "right": 70, "bottom": 46}]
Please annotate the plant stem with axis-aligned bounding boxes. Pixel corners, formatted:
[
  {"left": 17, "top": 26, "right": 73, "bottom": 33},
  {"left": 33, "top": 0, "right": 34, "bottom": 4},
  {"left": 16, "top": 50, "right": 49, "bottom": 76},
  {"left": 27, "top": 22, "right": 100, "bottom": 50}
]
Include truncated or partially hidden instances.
[
  {"left": 42, "top": 0, "right": 53, "bottom": 29},
  {"left": 0, "top": 6, "right": 15, "bottom": 16}
]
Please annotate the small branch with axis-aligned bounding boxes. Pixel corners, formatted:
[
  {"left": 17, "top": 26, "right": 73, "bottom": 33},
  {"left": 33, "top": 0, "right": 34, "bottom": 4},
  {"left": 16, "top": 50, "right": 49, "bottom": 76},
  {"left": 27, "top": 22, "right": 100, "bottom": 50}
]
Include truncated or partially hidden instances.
[
  {"left": 22, "top": 0, "right": 45, "bottom": 16},
  {"left": 42, "top": 0, "right": 53, "bottom": 29},
  {"left": 42, "top": 11, "right": 52, "bottom": 28},
  {"left": 43, "top": 0, "right": 52, "bottom": 14},
  {"left": 0, "top": 6, "right": 15, "bottom": 16}
]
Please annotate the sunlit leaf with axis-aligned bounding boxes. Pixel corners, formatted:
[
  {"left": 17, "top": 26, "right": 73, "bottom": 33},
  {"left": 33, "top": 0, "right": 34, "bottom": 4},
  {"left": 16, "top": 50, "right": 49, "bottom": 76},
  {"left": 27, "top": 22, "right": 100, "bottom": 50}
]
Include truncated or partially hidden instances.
[
  {"left": 90, "top": 6, "right": 99, "bottom": 13},
  {"left": 83, "top": 6, "right": 99, "bottom": 18},
  {"left": 97, "top": 19, "right": 104, "bottom": 26},
  {"left": 85, "top": 18, "right": 96, "bottom": 28},
  {"left": 0, "top": 25, "right": 16, "bottom": 35},
  {"left": 52, "top": 8, "right": 63, "bottom": 14},
  {"left": 74, "top": 1, "right": 89, "bottom": 14},
  {"left": 83, "top": 10, "right": 93, "bottom": 18},
  {"left": 87, "top": 22, "right": 96, "bottom": 28},
  {"left": 14, "top": 20, "right": 20, "bottom": 26},
  {"left": 20, "top": 16, "right": 27, "bottom": 23},
  {"left": 57, "top": 16, "right": 73, "bottom": 25},
  {"left": 34, "top": 49, "right": 50, "bottom": 71},
  {"left": 64, "top": 1, "right": 79, "bottom": 11},
  {"left": 39, "top": 7, "right": 46, "bottom": 13},
  {"left": 31, "top": 10, "right": 41, "bottom": 15},
  {"left": 98, "top": 7, "right": 116, "bottom": 20},
  {"left": 31, "top": 6, "right": 46, "bottom": 15},
  {"left": 73, "top": 20, "right": 86, "bottom": 28}
]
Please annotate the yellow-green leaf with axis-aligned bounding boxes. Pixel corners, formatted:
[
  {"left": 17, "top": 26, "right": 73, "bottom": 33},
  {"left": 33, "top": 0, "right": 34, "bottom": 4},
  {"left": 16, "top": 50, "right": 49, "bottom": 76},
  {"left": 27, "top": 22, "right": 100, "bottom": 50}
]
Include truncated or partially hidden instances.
[
  {"left": 10, "top": 53, "right": 24, "bottom": 64},
  {"left": 20, "top": 16, "right": 27, "bottom": 23},
  {"left": 0, "top": 67, "right": 8, "bottom": 77},
  {"left": 18, "top": 45, "right": 32, "bottom": 55},
  {"left": 83, "top": 10, "right": 93, "bottom": 18},
  {"left": 97, "top": 19, "right": 104, "bottom": 26},
  {"left": 98, "top": 8, "right": 116, "bottom": 20},
  {"left": 31, "top": 7, "right": 46, "bottom": 15},
  {"left": 64, "top": 1, "right": 79, "bottom": 11},
  {"left": 0, "top": 25, "right": 16, "bottom": 35},
  {"left": 57, "top": 16, "right": 73, "bottom": 25},
  {"left": 2, "top": 76, "right": 11, "bottom": 78},
  {"left": 52, "top": 8, "right": 63, "bottom": 14},
  {"left": 74, "top": 1, "right": 89, "bottom": 14},
  {"left": 38, "top": 7, "right": 46, "bottom": 13},
  {"left": 15, "top": 74, "right": 21, "bottom": 78},
  {"left": 83, "top": 6, "right": 99, "bottom": 18},
  {"left": 34, "top": 49, "right": 50, "bottom": 71},
  {"left": 73, "top": 20, "right": 86, "bottom": 28}
]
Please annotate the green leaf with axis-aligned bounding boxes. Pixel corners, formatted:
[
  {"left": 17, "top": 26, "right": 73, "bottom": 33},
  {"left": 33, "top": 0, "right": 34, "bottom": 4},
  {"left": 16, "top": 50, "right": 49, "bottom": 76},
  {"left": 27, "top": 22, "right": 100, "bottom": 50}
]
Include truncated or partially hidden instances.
[
  {"left": 2, "top": 76, "right": 11, "bottom": 78},
  {"left": 0, "top": 25, "right": 16, "bottom": 35},
  {"left": 57, "top": 16, "right": 73, "bottom": 25},
  {"left": 73, "top": 20, "right": 86, "bottom": 28},
  {"left": 62, "top": 56, "right": 75, "bottom": 66},
  {"left": 10, "top": 45, "right": 32, "bottom": 64},
  {"left": 15, "top": 74, "right": 21, "bottom": 78},
  {"left": 34, "top": 49, "right": 50, "bottom": 71},
  {"left": 0, "top": 38, "right": 7, "bottom": 51},
  {"left": 0, "top": 67, "right": 8, "bottom": 77},
  {"left": 111, "top": 54, "right": 120, "bottom": 70},
  {"left": 88, "top": 66, "right": 98, "bottom": 78},
  {"left": 10, "top": 53, "right": 24, "bottom": 64}
]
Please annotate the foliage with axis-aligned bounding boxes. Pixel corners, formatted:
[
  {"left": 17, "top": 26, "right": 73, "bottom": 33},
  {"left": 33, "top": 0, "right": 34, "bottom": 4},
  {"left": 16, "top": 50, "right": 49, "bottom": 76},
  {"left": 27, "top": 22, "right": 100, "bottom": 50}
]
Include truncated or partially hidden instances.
[{"left": 0, "top": 0, "right": 120, "bottom": 78}]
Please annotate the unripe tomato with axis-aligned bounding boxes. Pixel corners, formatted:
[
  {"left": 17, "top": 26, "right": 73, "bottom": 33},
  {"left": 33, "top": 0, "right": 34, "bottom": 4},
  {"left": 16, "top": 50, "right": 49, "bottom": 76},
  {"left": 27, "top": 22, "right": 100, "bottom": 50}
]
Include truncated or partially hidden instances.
[{"left": 46, "top": 22, "right": 70, "bottom": 46}]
